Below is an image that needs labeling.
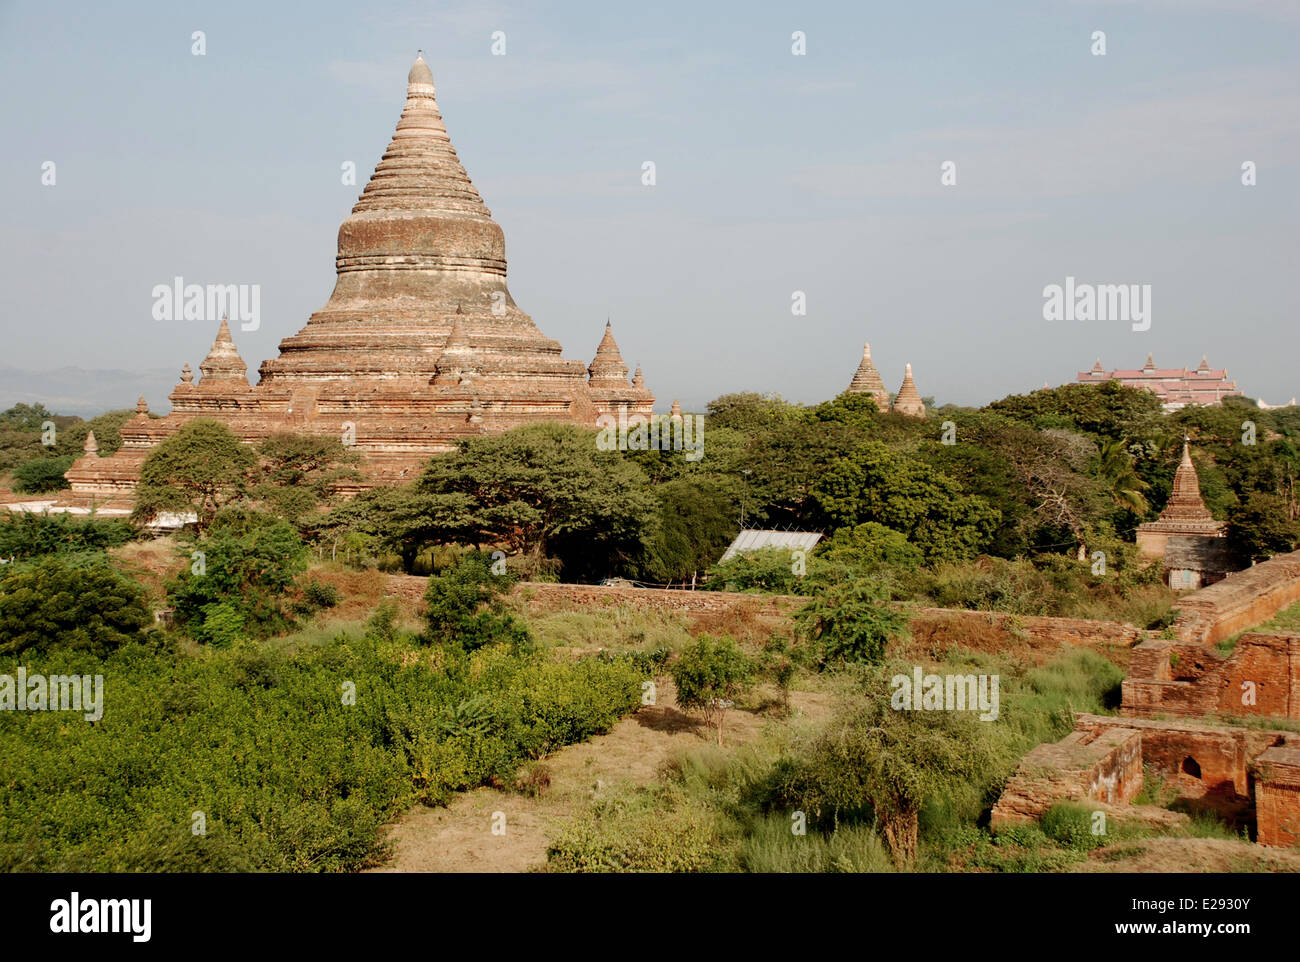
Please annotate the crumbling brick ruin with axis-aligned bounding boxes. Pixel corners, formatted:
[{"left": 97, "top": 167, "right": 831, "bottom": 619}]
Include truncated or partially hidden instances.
[
  {"left": 1169, "top": 549, "right": 1300, "bottom": 644},
  {"left": 992, "top": 714, "right": 1300, "bottom": 846},
  {"left": 993, "top": 549, "right": 1300, "bottom": 847}
]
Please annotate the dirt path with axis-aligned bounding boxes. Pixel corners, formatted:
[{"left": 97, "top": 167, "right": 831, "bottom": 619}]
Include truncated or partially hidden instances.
[{"left": 368, "top": 680, "right": 834, "bottom": 873}]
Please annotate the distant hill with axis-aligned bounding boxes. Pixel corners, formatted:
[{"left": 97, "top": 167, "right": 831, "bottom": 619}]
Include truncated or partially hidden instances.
[{"left": 0, "top": 366, "right": 177, "bottom": 418}]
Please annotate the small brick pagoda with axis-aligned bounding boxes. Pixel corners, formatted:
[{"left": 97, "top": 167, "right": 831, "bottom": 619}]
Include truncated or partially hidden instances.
[
  {"left": 1137, "top": 438, "right": 1231, "bottom": 590},
  {"left": 844, "top": 344, "right": 926, "bottom": 417},
  {"left": 65, "top": 54, "right": 655, "bottom": 504}
]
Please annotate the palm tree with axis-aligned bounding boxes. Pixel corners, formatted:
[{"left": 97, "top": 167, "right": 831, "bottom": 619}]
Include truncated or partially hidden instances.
[{"left": 1094, "top": 438, "right": 1150, "bottom": 516}]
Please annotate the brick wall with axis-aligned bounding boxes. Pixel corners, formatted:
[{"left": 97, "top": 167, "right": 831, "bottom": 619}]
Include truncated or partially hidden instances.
[
  {"left": 1122, "top": 633, "right": 1300, "bottom": 721},
  {"left": 383, "top": 576, "right": 1142, "bottom": 647},
  {"left": 1172, "top": 549, "right": 1300, "bottom": 644},
  {"left": 991, "top": 726, "right": 1144, "bottom": 826},
  {"left": 1255, "top": 745, "right": 1300, "bottom": 846},
  {"left": 993, "top": 713, "right": 1296, "bottom": 840}
]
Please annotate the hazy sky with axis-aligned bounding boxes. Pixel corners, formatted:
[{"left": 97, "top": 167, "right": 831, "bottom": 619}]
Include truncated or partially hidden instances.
[{"left": 1, "top": 0, "right": 1297, "bottom": 411}]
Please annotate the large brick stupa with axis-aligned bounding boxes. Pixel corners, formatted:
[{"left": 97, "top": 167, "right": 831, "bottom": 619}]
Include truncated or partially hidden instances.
[{"left": 67, "top": 54, "right": 655, "bottom": 504}]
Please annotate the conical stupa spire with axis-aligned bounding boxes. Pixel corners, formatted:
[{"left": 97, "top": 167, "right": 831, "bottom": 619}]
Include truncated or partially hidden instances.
[
  {"left": 351, "top": 52, "right": 491, "bottom": 220},
  {"left": 82, "top": 430, "right": 99, "bottom": 456},
  {"left": 670, "top": 399, "right": 682, "bottom": 420},
  {"left": 892, "top": 363, "right": 926, "bottom": 418},
  {"left": 847, "top": 341, "right": 889, "bottom": 409},
  {"left": 588, "top": 321, "right": 630, "bottom": 386},
  {"left": 198, "top": 316, "right": 249, "bottom": 385},
  {"left": 1158, "top": 437, "right": 1216, "bottom": 524}
]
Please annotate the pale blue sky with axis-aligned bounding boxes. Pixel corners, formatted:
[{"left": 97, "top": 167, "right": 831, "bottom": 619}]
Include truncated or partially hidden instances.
[{"left": 1, "top": 0, "right": 1297, "bottom": 412}]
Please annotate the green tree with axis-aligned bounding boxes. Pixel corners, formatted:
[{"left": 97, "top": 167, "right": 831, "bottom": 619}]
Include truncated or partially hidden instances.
[
  {"left": 53, "top": 409, "right": 139, "bottom": 460},
  {"left": 817, "top": 522, "right": 924, "bottom": 574},
  {"left": 1228, "top": 491, "right": 1300, "bottom": 563},
  {"left": 422, "top": 551, "right": 531, "bottom": 651},
  {"left": 788, "top": 666, "right": 996, "bottom": 868},
  {"left": 812, "top": 441, "right": 999, "bottom": 562},
  {"left": 418, "top": 423, "right": 657, "bottom": 580},
  {"left": 987, "top": 380, "right": 1165, "bottom": 441},
  {"left": 705, "top": 392, "right": 806, "bottom": 434},
  {"left": 670, "top": 636, "right": 755, "bottom": 746},
  {"left": 167, "top": 513, "right": 308, "bottom": 641},
  {"left": 792, "top": 577, "right": 908, "bottom": 665},
  {"left": 0, "top": 512, "right": 134, "bottom": 559},
  {"left": 641, "top": 478, "right": 738, "bottom": 583},
  {"left": 254, "top": 432, "right": 362, "bottom": 524},
  {"left": 0, "top": 402, "right": 60, "bottom": 432},
  {"left": 1093, "top": 438, "right": 1150, "bottom": 516},
  {"left": 11, "top": 456, "right": 75, "bottom": 493},
  {"left": 739, "top": 420, "right": 860, "bottom": 527},
  {"left": 132, "top": 419, "right": 256, "bottom": 531},
  {"left": 0, "top": 555, "right": 152, "bottom": 657}
]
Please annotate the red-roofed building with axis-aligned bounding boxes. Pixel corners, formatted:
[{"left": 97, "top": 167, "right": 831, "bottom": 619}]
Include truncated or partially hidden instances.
[{"left": 1076, "top": 354, "right": 1242, "bottom": 411}]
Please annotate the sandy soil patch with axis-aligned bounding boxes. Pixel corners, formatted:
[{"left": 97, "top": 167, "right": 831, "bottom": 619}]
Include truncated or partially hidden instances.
[{"left": 368, "top": 680, "right": 835, "bottom": 873}]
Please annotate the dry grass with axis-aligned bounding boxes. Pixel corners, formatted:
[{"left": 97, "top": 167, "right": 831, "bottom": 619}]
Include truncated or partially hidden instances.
[
  {"left": 367, "top": 678, "right": 836, "bottom": 873},
  {"left": 110, "top": 536, "right": 185, "bottom": 607},
  {"left": 1077, "top": 836, "right": 1300, "bottom": 873}
]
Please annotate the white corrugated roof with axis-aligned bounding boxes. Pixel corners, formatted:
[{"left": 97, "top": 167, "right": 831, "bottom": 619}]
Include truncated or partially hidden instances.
[{"left": 719, "top": 529, "right": 823, "bottom": 563}]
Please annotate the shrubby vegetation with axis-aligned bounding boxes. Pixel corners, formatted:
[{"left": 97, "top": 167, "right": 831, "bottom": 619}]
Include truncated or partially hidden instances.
[
  {"left": 167, "top": 511, "right": 309, "bottom": 645},
  {"left": 0, "top": 512, "right": 135, "bottom": 559},
  {"left": 669, "top": 637, "right": 754, "bottom": 745},
  {"left": 0, "top": 627, "right": 641, "bottom": 871},
  {"left": 0, "top": 554, "right": 153, "bottom": 657}
]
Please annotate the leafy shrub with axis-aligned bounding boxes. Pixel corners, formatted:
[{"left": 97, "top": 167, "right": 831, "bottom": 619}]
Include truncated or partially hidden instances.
[
  {"left": 0, "top": 512, "right": 134, "bottom": 559},
  {"left": 167, "top": 515, "right": 308, "bottom": 641},
  {"left": 0, "top": 635, "right": 642, "bottom": 871},
  {"left": 0, "top": 555, "right": 152, "bottom": 657},
  {"left": 302, "top": 578, "right": 342, "bottom": 610},
  {"left": 422, "top": 551, "right": 531, "bottom": 652},
  {"left": 546, "top": 786, "right": 721, "bottom": 872},
  {"left": 11, "top": 456, "right": 74, "bottom": 494},
  {"left": 363, "top": 600, "right": 401, "bottom": 643},
  {"left": 191, "top": 602, "right": 246, "bottom": 648},
  {"left": 1040, "top": 802, "right": 1106, "bottom": 852},
  {"left": 817, "top": 522, "right": 924, "bottom": 574},
  {"left": 706, "top": 547, "right": 827, "bottom": 595},
  {"left": 792, "top": 577, "right": 907, "bottom": 665},
  {"left": 670, "top": 636, "right": 754, "bottom": 745}
]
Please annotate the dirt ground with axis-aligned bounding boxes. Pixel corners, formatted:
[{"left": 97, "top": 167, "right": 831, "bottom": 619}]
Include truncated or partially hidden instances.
[
  {"left": 1078, "top": 836, "right": 1300, "bottom": 873},
  {"left": 367, "top": 679, "right": 835, "bottom": 873}
]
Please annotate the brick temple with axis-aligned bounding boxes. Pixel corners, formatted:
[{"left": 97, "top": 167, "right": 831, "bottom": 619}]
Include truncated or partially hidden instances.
[
  {"left": 1136, "top": 438, "right": 1233, "bottom": 590},
  {"left": 65, "top": 54, "right": 655, "bottom": 504}
]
